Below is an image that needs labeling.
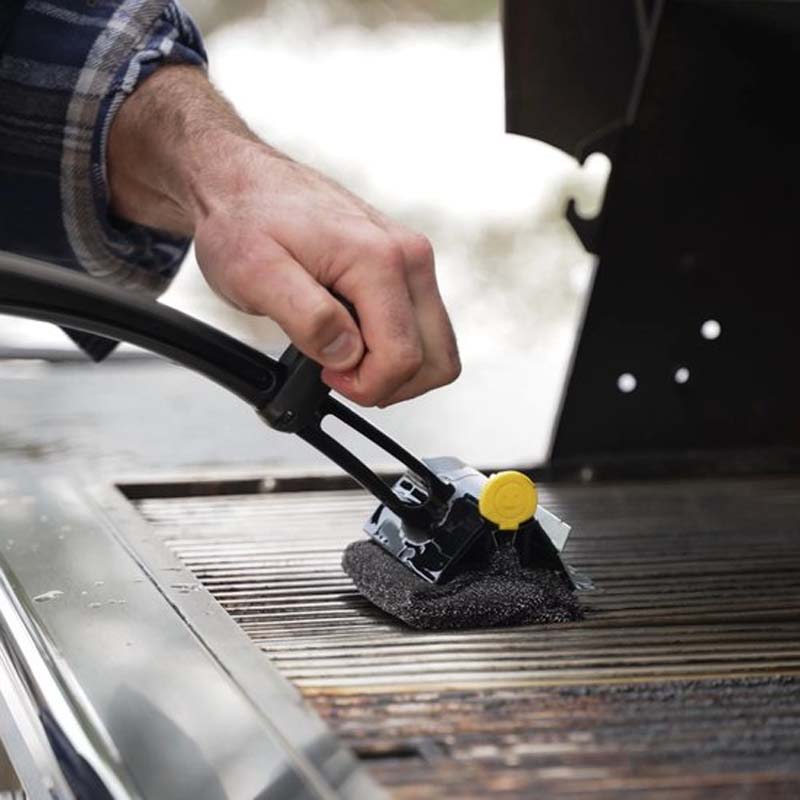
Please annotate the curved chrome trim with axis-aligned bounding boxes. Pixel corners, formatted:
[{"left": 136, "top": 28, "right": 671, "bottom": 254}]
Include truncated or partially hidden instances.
[
  {"left": 0, "top": 468, "right": 383, "bottom": 800},
  {"left": 0, "top": 558, "right": 140, "bottom": 800}
]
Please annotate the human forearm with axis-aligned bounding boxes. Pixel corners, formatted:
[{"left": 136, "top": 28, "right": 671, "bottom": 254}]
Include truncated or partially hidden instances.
[{"left": 108, "top": 64, "right": 256, "bottom": 236}]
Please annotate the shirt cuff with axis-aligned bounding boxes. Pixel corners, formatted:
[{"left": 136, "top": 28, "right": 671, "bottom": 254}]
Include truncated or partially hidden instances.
[
  {"left": 62, "top": 1, "right": 207, "bottom": 298},
  {"left": 59, "top": 1, "right": 207, "bottom": 360}
]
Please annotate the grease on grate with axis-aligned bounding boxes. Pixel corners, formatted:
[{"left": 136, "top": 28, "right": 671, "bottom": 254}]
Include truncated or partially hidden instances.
[{"left": 342, "top": 539, "right": 582, "bottom": 630}]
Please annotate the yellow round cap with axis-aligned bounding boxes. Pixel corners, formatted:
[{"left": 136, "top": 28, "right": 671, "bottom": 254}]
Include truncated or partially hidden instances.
[{"left": 479, "top": 471, "right": 538, "bottom": 530}]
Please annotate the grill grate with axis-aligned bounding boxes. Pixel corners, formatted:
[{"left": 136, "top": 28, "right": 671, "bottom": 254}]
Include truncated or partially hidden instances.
[
  {"left": 132, "top": 476, "right": 800, "bottom": 797},
  {"left": 134, "top": 480, "right": 800, "bottom": 692}
]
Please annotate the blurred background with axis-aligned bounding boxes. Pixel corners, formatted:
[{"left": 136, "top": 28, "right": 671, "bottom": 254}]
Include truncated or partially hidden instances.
[{"left": 1, "top": 0, "right": 602, "bottom": 467}]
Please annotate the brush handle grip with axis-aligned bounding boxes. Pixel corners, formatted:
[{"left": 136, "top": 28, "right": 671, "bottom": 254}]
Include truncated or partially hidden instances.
[{"left": 0, "top": 251, "right": 285, "bottom": 406}]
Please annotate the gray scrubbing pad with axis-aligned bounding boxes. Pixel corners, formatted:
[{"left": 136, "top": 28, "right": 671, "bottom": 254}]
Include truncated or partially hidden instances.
[{"left": 342, "top": 539, "right": 582, "bottom": 631}]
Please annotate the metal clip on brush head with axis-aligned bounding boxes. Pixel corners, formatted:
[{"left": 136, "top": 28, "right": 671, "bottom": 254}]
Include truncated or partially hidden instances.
[
  {"left": 364, "top": 458, "right": 572, "bottom": 584},
  {"left": 0, "top": 252, "right": 572, "bottom": 585}
]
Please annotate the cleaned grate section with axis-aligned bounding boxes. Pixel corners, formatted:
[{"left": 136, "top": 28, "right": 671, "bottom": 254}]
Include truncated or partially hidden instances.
[{"left": 133, "top": 478, "right": 800, "bottom": 692}]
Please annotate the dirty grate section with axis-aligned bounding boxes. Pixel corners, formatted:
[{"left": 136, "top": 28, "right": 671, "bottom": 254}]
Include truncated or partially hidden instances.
[
  {"left": 314, "top": 677, "right": 800, "bottom": 799},
  {"left": 131, "top": 476, "right": 800, "bottom": 797}
]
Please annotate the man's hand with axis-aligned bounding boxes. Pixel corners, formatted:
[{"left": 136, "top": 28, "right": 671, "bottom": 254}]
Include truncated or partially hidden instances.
[{"left": 108, "top": 65, "right": 460, "bottom": 406}]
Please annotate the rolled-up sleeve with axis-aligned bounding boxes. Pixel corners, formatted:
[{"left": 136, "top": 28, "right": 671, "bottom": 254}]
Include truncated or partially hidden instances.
[{"left": 0, "top": 0, "right": 207, "bottom": 358}]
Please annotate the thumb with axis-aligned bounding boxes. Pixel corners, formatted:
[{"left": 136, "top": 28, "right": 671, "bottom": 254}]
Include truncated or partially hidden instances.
[{"left": 223, "top": 253, "right": 364, "bottom": 370}]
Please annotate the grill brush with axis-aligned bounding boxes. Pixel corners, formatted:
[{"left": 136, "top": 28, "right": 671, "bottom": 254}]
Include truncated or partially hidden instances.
[{"left": 0, "top": 253, "right": 577, "bottom": 621}]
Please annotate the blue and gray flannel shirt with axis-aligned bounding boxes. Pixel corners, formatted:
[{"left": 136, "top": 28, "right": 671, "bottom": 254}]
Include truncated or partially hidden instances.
[{"left": 0, "top": 0, "right": 207, "bottom": 358}]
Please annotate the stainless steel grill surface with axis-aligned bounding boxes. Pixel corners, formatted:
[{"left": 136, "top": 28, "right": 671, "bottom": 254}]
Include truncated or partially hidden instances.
[{"left": 132, "top": 476, "right": 800, "bottom": 798}]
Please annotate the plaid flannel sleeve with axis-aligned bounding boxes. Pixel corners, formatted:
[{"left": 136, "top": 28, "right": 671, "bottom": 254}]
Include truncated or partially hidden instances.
[{"left": 0, "top": 0, "right": 207, "bottom": 359}]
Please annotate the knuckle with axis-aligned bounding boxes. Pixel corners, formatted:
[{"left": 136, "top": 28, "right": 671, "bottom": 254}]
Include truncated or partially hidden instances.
[
  {"left": 445, "top": 340, "right": 462, "bottom": 379},
  {"left": 393, "top": 344, "right": 424, "bottom": 382},
  {"left": 402, "top": 232, "right": 435, "bottom": 270},
  {"left": 443, "top": 351, "right": 462, "bottom": 383},
  {"left": 223, "top": 237, "right": 268, "bottom": 280},
  {"left": 426, "top": 349, "right": 462, "bottom": 391},
  {"left": 348, "top": 383, "right": 383, "bottom": 407},
  {"left": 352, "top": 349, "right": 421, "bottom": 406},
  {"left": 299, "top": 300, "right": 340, "bottom": 344},
  {"left": 367, "top": 234, "right": 406, "bottom": 273},
  {"left": 222, "top": 257, "right": 259, "bottom": 311}
]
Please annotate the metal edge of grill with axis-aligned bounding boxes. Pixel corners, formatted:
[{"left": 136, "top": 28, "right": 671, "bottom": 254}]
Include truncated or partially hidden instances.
[{"left": 0, "top": 461, "right": 385, "bottom": 800}]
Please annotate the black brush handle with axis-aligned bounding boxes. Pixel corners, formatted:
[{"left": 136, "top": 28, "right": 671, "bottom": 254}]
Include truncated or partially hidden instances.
[
  {"left": 0, "top": 251, "right": 454, "bottom": 523},
  {"left": 0, "top": 251, "right": 285, "bottom": 406}
]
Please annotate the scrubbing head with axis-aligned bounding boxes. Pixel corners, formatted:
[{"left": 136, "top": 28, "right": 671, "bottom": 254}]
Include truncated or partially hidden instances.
[
  {"left": 342, "top": 536, "right": 582, "bottom": 630},
  {"left": 345, "top": 458, "right": 582, "bottom": 629}
]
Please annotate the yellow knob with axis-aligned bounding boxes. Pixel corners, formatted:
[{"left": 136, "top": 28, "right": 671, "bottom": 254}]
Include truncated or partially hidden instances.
[{"left": 479, "top": 471, "right": 538, "bottom": 530}]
